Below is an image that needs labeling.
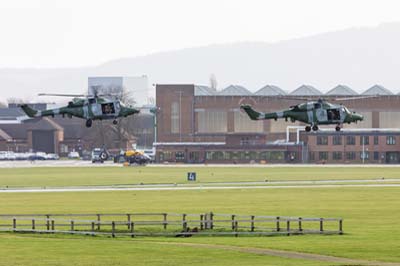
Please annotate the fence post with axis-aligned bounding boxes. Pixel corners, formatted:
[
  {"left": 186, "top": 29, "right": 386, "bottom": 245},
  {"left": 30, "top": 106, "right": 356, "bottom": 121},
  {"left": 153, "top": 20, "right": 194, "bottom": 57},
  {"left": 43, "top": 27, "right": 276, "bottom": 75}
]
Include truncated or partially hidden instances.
[
  {"left": 319, "top": 218, "right": 324, "bottom": 233},
  {"left": 210, "top": 212, "right": 214, "bottom": 229},
  {"left": 112, "top": 221, "right": 115, "bottom": 238},
  {"left": 130, "top": 222, "right": 135, "bottom": 238},
  {"left": 32, "top": 219, "right": 35, "bottom": 230},
  {"left": 250, "top": 215, "right": 255, "bottom": 232},
  {"left": 339, "top": 219, "right": 343, "bottom": 235},
  {"left": 70, "top": 220, "right": 74, "bottom": 232},
  {"left": 182, "top": 214, "right": 187, "bottom": 230},
  {"left": 234, "top": 221, "right": 238, "bottom": 237},
  {"left": 286, "top": 220, "right": 290, "bottom": 236},
  {"left": 200, "top": 214, "right": 204, "bottom": 230},
  {"left": 163, "top": 213, "right": 167, "bottom": 230},
  {"left": 127, "top": 214, "right": 131, "bottom": 230},
  {"left": 91, "top": 222, "right": 95, "bottom": 234},
  {"left": 97, "top": 214, "right": 101, "bottom": 231},
  {"left": 204, "top": 213, "right": 208, "bottom": 229},
  {"left": 231, "top": 215, "right": 236, "bottom": 230},
  {"left": 298, "top": 217, "right": 302, "bottom": 232},
  {"left": 276, "top": 216, "right": 280, "bottom": 232},
  {"left": 51, "top": 220, "right": 55, "bottom": 232},
  {"left": 12, "top": 218, "right": 16, "bottom": 232},
  {"left": 46, "top": 215, "right": 50, "bottom": 231}
]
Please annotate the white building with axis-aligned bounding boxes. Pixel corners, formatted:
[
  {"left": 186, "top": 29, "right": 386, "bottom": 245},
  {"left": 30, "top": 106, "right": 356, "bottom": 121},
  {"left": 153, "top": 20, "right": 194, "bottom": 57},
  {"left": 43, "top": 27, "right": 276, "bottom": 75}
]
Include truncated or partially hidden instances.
[{"left": 88, "top": 76, "right": 149, "bottom": 106}]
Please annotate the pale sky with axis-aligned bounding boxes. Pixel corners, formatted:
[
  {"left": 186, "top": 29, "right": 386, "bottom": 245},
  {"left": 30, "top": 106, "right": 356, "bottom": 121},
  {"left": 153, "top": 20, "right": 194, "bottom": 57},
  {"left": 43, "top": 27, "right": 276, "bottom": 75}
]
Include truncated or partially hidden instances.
[{"left": 1, "top": 0, "right": 400, "bottom": 68}]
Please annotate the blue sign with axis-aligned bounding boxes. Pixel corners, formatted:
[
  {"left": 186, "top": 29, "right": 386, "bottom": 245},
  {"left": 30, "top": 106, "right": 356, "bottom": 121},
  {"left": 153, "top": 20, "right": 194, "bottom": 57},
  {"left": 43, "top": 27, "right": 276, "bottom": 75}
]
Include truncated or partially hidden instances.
[{"left": 187, "top": 172, "right": 196, "bottom": 181}]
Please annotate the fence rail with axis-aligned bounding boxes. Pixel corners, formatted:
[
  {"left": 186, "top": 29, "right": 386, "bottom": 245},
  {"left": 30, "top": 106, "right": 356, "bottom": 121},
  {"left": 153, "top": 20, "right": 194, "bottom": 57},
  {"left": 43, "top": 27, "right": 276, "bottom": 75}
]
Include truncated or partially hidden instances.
[{"left": 0, "top": 212, "right": 343, "bottom": 237}]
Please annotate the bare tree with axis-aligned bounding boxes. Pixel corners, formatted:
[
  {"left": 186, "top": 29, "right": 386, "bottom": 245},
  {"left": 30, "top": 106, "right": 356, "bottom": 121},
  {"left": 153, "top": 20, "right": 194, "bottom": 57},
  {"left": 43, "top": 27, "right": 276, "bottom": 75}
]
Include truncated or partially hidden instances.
[{"left": 209, "top": 73, "right": 218, "bottom": 90}]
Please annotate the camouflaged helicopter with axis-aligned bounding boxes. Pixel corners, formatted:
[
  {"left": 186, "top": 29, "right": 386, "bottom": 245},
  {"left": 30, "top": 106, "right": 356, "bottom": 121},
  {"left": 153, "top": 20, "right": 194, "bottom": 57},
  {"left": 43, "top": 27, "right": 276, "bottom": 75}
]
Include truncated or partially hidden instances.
[
  {"left": 240, "top": 97, "right": 366, "bottom": 132},
  {"left": 20, "top": 92, "right": 140, "bottom": 128}
]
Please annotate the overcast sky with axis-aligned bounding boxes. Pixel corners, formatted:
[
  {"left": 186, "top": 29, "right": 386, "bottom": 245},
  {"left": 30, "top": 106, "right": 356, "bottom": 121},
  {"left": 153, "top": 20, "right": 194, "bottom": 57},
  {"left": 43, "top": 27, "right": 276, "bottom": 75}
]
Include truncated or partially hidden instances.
[{"left": 1, "top": 0, "right": 400, "bottom": 68}]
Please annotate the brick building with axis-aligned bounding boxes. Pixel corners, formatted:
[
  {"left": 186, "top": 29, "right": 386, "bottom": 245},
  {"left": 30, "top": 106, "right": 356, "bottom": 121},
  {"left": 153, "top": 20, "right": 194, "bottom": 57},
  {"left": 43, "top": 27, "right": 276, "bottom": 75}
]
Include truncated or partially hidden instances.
[{"left": 155, "top": 84, "right": 400, "bottom": 164}]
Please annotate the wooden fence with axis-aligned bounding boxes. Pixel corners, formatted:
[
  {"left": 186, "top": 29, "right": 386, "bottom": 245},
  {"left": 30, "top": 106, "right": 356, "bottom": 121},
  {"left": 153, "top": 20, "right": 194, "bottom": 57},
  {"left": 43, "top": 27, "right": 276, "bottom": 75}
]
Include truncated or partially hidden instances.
[{"left": 0, "top": 212, "right": 343, "bottom": 237}]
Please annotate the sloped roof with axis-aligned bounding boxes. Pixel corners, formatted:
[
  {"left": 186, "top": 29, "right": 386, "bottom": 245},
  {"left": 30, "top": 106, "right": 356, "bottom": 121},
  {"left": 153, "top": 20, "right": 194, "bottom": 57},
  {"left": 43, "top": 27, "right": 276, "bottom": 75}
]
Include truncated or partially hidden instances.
[
  {"left": 26, "top": 117, "right": 63, "bottom": 131},
  {"left": 290, "top": 85, "right": 322, "bottom": 95},
  {"left": 0, "top": 108, "right": 25, "bottom": 120},
  {"left": 194, "top": 85, "right": 216, "bottom": 96},
  {"left": 254, "top": 85, "right": 287, "bottom": 96},
  {"left": 362, "top": 84, "right": 393, "bottom": 95},
  {"left": 326, "top": 85, "right": 358, "bottom": 95},
  {"left": 0, "top": 128, "right": 12, "bottom": 141},
  {"left": 218, "top": 85, "right": 252, "bottom": 96}
]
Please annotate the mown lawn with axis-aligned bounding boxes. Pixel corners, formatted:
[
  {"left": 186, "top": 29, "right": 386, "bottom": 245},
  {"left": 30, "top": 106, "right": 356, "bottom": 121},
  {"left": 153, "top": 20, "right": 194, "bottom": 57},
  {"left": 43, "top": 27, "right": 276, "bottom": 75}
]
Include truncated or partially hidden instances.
[
  {"left": 0, "top": 185, "right": 399, "bottom": 265},
  {"left": 0, "top": 166, "right": 399, "bottom": 187}
]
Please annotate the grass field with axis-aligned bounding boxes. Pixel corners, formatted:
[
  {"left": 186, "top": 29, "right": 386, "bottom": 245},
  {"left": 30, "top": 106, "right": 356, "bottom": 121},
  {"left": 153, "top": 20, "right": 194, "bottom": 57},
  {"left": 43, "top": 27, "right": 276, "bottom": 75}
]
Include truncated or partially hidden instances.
[
  {"left": 0, "top": 166, "right": 399, "bottom": 187},
  {"left": 0, "top": 166, "right": 399, "bottom": 265}
]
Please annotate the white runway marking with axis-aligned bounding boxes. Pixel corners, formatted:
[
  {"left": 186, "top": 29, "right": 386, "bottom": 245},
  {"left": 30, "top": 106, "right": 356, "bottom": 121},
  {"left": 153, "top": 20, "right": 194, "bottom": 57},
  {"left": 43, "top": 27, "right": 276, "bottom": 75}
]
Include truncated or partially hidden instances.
[{"left": 1, "top": 184, "right": 400, "bottom": 193}]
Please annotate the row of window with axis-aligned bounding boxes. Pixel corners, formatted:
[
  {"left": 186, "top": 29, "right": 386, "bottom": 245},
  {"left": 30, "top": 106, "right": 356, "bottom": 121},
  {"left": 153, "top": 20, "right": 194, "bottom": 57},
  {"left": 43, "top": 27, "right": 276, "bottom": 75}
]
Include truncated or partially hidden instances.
[
  {"left": 316, "top": 135, "right": 396, "bottom": 146},
  {"left": 310, "top": 151, "right": 381, "bottom": 161},
  {"left": 159, "top": 151, "right": 289, "bottom": 161}
]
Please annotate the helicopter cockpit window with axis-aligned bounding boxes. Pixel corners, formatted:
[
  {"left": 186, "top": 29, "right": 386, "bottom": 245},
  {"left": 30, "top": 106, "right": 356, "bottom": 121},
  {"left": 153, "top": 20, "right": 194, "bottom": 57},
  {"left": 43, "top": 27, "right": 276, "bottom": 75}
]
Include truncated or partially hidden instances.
[
  {"left": 314, "top": 103, "right": 321, "bottom": 109},
  {"left": 101, "top": 103, "right": 115, "bottom": 114},
  {"left": 88, "top": 98, "right": 96, "bottom": 104}
]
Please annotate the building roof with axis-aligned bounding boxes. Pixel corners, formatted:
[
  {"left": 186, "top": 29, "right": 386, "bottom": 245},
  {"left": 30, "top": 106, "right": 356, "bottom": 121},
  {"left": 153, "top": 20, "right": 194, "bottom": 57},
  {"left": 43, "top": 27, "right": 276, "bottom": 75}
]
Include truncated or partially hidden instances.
[
  {"left": 290, "top": 85, "right": 322, "bottom": 95},
  {"left": 0, "top": 128, "right": 12, "bottom": 141},
  {"left": 362, "top": 84, "right": 393, "bottom": 95},
  {"left": 254, "top": 85, "right": 287, "bottom": 96},
  {"left": 26, "top": 117, "right": 63, "bottom": 131},
  {"left": 218, "top": 85, "right": 252, "bottom": 96},
  {"left": 194, "top": 85, "right": 216, "bottom": 96},
  {"left": 0, "top": 108, "right": 25, "bottom": 120},
  {"left": 326, "top": 85, "right": 358, "bottom": 95}
]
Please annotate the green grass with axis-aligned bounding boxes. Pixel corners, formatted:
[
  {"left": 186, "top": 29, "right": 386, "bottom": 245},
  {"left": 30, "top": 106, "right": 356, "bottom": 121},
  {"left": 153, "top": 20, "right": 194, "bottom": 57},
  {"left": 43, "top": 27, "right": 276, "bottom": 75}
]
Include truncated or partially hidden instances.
[
  {"left": 0, "top": 166, "right": 399, "bottom": 187},
  {"left": 0, "top": 166, "right": 399, "bottom": 265}
]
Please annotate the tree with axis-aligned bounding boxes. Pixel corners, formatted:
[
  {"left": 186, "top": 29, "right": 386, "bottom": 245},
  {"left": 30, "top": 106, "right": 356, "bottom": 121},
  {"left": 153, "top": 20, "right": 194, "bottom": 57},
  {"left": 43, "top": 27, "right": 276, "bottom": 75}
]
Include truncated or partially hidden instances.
[
  {"left": 0, "top": 101, "right": 6, "bottom": 108},
  {"left": 209, "top": 73, "right": 218, "bottom": 90}
]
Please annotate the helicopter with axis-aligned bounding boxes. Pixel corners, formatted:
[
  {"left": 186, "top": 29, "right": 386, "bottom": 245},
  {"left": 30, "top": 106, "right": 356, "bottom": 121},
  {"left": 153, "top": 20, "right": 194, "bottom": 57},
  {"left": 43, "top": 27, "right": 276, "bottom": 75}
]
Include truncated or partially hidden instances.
[
  {"left": 240, "top": 97, "right": 367, "bottom": 132},
  {"left": 20, "top": 92, "right": 140, "bottom": 128}
]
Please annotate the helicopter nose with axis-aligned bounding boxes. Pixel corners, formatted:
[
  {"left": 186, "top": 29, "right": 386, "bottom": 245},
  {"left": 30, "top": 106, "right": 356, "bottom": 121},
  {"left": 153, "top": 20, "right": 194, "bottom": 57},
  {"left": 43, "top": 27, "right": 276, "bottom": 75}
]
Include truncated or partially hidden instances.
[{"left": 353, "top": 112, "right": 363, "bottom": 122}]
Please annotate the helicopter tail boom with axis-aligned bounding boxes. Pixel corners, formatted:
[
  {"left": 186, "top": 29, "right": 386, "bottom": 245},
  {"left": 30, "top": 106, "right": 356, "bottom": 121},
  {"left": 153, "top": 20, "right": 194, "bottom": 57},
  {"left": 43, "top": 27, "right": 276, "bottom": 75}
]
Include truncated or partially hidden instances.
[{"left": 20, "top": 104, "right": 38, "bottom": 118}]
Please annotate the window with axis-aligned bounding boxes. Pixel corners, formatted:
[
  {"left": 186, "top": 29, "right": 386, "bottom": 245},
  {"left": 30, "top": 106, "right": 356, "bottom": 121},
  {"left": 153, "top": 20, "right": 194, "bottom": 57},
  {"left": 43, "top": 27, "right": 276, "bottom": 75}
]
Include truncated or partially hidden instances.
[
  {"left": 346, "top": 136, "right": 355, "bottom": 145},
  {"left": 175, "top": 152, "right": 185, "bottom": 161},
  {"left": 332, "top": 152, "right": 342, "bottom": 160},
  {"left": 346, "top": 152, "right": 356, "bottom": 160},
  {"left": 360, "top": 151, "right": 369, "bottom": 160},
  {"left": 373, "top": 152, "right": 379, "bottom": 160},
  {"left": 319, "top": 152, "right": 328, "bottom": 160},
  {"left": 171, "top": 102, "right": 180, "bottom": 133},
  {"left": 333, "top": 136, "right": 342, "bottom": 145},
  {"left": 374, "top": 136, "right": 379, "bottom": 145},
  {"left": 386, "top": 136, "right": 396, "bottom": 145},
  {"left": 197, "top": 110, "right": 227, "bottom": 133},
  {"left": 317, "top": 136, "right": 328, "bottom": 145},
  {"left": 360, "top": 136, "right": 369, "bottom": 145},
  {"left": 309, "top": 152, "right": 315, "bottom": 161}
]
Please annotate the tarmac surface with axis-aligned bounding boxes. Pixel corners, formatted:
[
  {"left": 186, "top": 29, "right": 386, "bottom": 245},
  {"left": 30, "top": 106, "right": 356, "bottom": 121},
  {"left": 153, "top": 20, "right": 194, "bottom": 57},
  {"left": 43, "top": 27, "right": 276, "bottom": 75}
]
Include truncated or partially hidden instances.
[{"left": 1, "top": 160, "right": 400, "bottom": 168}]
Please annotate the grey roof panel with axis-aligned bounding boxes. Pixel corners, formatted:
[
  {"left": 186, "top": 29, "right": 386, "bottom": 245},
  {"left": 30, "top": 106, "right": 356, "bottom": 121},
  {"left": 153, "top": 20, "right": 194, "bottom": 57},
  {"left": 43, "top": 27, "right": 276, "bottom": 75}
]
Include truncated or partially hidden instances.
[
  {"left": 194, "top": 85, "right": 217, "bottom": 96},
  {"left": 362, "top": 84, "right": 393, "bottom": 95},
  {"left": 290, "top": 85, "right": 322, "bottom": 95},
  {"left": 326, "top": 85, "right": 358, "bottom": 95},
  {"left": 254, "top": 85, "right": 287, "bottom": 96},
  {"left": 218, "top": 85, "right": 252, "bottom": 96}
]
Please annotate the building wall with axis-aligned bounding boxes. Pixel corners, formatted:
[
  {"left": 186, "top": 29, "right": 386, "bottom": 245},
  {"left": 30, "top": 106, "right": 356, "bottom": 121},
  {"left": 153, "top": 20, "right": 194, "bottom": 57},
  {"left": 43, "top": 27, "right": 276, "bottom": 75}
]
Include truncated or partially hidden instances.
[{"left": 155, "top": 84, "right": 400, "bottom": 164}]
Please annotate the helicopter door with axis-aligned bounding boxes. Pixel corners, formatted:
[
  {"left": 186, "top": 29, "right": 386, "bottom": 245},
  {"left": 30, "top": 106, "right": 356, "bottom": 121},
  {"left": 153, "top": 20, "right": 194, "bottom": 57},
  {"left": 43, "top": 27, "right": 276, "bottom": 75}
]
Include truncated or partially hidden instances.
[
  {"left": 327, "top": 108, "right": 341, "bottom": 121},
  {"left": 101, "top": 103, "right": 116, "bottom": 115},
  {"left": 88, "top": 98, "right": 103, "bottom": 116},
  {"left": 315, "top": 108, "right": 328, "bottom": 122}
]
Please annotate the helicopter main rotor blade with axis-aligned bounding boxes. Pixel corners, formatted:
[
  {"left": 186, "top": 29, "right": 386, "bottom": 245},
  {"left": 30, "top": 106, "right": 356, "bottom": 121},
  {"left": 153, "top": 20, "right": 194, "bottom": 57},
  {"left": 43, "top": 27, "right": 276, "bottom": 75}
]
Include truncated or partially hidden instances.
[
  {"left": 38, "top": 93, "right": 85, "bottom": 97},
  {"left": 333, "top": 95, "right": 381, "bottom": 101}
]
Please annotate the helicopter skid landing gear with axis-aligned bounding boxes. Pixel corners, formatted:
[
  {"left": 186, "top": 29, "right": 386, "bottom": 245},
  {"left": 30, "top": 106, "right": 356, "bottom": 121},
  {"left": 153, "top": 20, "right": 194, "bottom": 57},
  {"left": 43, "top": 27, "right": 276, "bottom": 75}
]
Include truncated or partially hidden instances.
[
  {"left": 305, "top": 126, "right": 311, "bottom": 132},
  {"left": 113, "top": 119, "right": 118, "bottom": 125},
  {"left": 86, "top": 119, "right": 93, "bottom": 128},
  {"left": 335, "top": 125, "right": 341, "bottom": 132},
  {"left": 312, "top": 125, "right": 319, "bottom": 131}
]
